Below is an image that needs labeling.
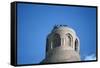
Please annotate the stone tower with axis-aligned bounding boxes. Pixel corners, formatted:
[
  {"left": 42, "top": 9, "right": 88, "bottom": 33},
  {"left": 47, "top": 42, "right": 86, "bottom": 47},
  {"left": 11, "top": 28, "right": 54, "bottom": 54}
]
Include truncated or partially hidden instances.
[{"left": 42, "top": 25, "right": 80, "bottom": 63}]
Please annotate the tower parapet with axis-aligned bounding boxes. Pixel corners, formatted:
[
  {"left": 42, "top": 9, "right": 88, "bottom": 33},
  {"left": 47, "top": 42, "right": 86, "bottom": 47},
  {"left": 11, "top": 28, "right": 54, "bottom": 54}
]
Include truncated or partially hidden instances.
[{"left": 42, "top": 25, "right": 80, "bottom": 63}]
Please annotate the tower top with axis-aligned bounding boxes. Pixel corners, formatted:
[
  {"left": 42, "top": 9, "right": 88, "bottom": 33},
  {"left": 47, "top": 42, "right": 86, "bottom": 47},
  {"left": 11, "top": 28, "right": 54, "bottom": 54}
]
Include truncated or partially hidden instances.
[
  {"left": 53, "top": 24, "right": 68, "bottom": 29},
  {"left": 52, "top": 24, "right": 76, "bottom": 35},
  {"left": 42, "top": 24, "right": 80, "bottom": 63}
]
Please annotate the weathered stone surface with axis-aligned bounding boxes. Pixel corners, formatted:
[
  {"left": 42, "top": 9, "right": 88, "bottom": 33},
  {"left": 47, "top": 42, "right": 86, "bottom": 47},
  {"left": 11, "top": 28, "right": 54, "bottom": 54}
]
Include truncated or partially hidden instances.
[{"left": 41, "top": 25, "right": 80, "bottom": 63}]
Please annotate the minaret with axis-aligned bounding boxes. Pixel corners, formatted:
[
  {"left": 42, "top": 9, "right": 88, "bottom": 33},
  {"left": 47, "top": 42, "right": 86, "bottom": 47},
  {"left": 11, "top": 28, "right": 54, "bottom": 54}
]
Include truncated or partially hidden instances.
[{"left": 42, "top": 25, "right": 80, "bottom": 63}]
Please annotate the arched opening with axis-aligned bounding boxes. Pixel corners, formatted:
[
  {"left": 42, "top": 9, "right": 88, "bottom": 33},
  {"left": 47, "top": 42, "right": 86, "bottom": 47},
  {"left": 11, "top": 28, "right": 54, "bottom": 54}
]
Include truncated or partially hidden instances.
[
  {"left": 66, "top": 33, "right": 73, "bottom": 47},
  {"left": 75, "top": 39, "right": 78, "bottom": 51},
  {"left": 53, "top": 33, "right": 61, "bottom": 48},
  {"left": 46, "top": 38, "right": 49, "bottom": 52}
]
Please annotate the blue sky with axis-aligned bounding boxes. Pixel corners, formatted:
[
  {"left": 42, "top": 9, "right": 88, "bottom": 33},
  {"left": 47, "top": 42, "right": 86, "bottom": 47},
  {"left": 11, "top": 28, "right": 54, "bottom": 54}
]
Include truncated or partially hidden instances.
[{"left": 17, "top": 3, "right": 97, "bottom": 64}]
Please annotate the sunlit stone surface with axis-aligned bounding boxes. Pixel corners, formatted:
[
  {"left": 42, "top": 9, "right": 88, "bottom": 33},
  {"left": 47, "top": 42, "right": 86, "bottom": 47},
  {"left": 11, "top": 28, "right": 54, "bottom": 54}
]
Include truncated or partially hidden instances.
[{"left": 42, "top": 25, "right": 80, "bottom": 63}]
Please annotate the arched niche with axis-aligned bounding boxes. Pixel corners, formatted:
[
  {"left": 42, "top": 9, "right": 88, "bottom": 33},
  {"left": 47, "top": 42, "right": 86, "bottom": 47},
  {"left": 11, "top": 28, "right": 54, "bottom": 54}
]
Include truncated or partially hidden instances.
[
  {"left": 66, "top": 33, "right": 73, "bottom": 47},
  {"left": 46, "top": 37, "right": 53, "bottom": 52},
  {"left": 46, "top": 38, "right": 49, "bottom": 52},
  {"left": 53, "top": 33, "right": 61, "bottom": 48},
  {"left": 75, "top": 39, "right": 78, "bottom": 52}
]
